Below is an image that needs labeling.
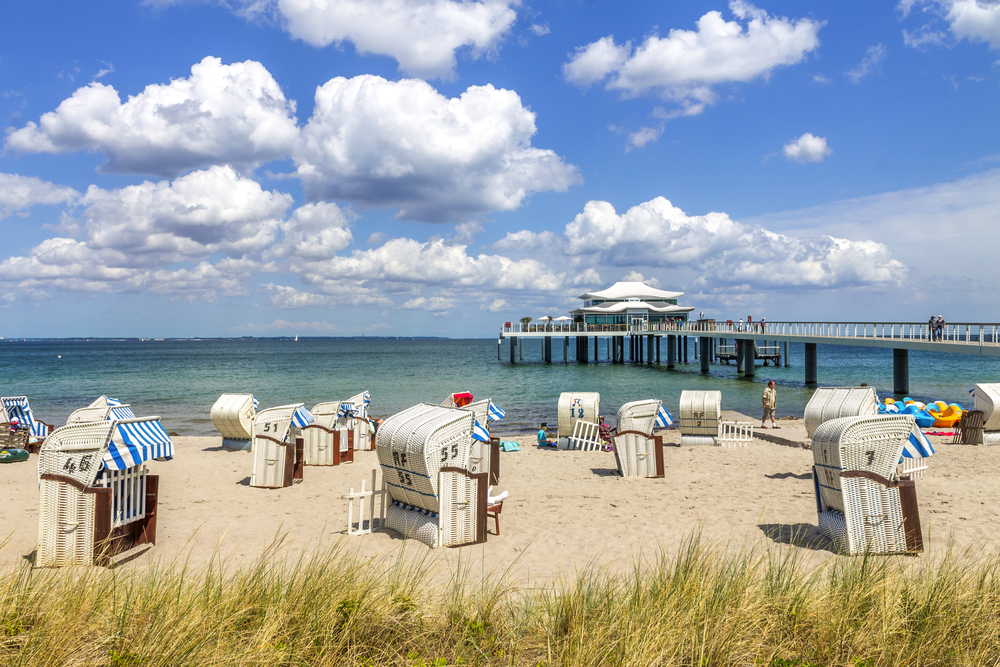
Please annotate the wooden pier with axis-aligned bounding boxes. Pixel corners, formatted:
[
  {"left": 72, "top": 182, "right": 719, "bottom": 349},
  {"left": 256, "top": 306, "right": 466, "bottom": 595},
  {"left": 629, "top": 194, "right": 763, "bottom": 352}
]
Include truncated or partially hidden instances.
[{"left": 498, "top": 320, "right": 1000, "bottom": 394}]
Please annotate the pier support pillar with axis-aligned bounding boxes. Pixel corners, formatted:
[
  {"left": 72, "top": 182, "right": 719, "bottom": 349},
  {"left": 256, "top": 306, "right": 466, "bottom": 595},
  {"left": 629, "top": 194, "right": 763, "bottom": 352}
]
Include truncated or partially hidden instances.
[
  {"left": 667, "top": 336, "right": 676, "bottom": 369},
  {"left": 700, "top": 337, "right": 710, "bottom": 374},
  {"left": 736, "top": 340, "right": 745, "bottom": 374},
  {"left": 594, "top": 335, "right": 599, "bottom": 362},
  {"left": 683, "top": 336, "right": 688, "bottom": 363},
  {"left": 744, "top": 340, "right": 755, "bottom": 378},
  {"left": 509, "top": 336, "right": 517, "bottom": 364},
  {"left": 647, "top": 335, "right": 654, "bottom": 365},
  {"left": 893, "top": 348, "right": 909, "bottom": 395},
  {"left": 804, "top": 343, "right": 817, "bottom": 385},
  {"left": 564, "top": 336, "right": 569, "bottom": 363},
  {"left": 543, "top": 336, "right": 552, "bottom": 363},
  {"left": 656, "top": 336, "right": 661, "bottom": 363},
  {"left": 783, "top": 341, "right": 789, "bottom": 367},
  {"left": 580, "top": 336, "right": 590, "bottom": 363}
]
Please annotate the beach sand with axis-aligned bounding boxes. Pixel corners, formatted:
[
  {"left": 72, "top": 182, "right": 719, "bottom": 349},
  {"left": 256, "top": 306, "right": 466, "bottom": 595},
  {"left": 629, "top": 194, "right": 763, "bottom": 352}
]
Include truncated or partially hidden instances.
[{"left": 2, "top": 417, "right": 996, "bottom": 582}]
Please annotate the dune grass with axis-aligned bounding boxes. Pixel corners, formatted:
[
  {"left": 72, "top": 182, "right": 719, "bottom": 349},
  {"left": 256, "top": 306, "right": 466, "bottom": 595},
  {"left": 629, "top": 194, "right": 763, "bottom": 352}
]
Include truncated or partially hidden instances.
[{"left": 3, "top": 534, "right": 1000, "bottom": 666}]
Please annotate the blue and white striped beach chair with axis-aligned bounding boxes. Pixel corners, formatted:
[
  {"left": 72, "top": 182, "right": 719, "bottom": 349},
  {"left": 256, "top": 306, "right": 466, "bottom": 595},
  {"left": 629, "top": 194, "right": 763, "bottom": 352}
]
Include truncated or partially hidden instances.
[
  {"left": 37, "top": 415, "right": 173, "bottom": 566},
  {"left": 1, "top": 395, "right": 53, "bottom": 451}
]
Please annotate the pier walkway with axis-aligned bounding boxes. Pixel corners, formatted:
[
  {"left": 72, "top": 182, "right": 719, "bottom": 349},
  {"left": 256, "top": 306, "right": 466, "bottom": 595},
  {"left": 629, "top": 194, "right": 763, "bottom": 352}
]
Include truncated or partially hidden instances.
[{"left": 498, "top": 320, "right": 1000, "bottom": 394}]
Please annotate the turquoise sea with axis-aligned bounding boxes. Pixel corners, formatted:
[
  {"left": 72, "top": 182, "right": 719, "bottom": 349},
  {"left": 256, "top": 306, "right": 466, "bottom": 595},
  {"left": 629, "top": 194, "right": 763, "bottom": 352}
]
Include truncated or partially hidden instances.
[{"left": 1, "top": 338, "right": 997, "bottom": 435}]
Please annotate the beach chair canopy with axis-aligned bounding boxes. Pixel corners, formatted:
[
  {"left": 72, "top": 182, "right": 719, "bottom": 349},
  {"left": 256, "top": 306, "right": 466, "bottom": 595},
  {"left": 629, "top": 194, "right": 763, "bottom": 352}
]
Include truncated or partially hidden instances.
[
  {"left": 67, "top": 402, "right": 137, "bottom": 425},
  {"left": 804, "top": 387, "right": 879, "bottom": 439},
  {"left": 1, "top": 396, "right": 48, "bottom": 438},
  {"left": 376, "top": 403, "right": 475, "bottom": 514},
  {"left": 972, "top": 383, "right": 1000, "bottom": 431},
  {"left": 253, "top": 404, "right": 313, "bottom": 443},
  {"left": 210, "top": 393, "right": 258, "bottom": 440},
  {"left": 616, "top": 399, "right": 662, "bottom": 436},
  {"left": 39, "top": 417, "right": 173, "bottom": 486}
]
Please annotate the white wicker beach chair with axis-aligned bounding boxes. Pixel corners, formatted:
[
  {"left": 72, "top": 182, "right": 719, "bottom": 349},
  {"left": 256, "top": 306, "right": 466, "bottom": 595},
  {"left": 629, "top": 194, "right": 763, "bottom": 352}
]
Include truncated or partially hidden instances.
[
  {"left": 557, "top": 392, "right": 600, "bottom": 442},
  {"left": 36, "top": 416, "right": 173, "bottom": 567},
  {"left": 804, "top": 387, "right": 879, "bottom": 439},
  {"left": 250, "top": 404, "right": 313, "bottom": 488},
  {"left": 210, "top": 393, "right": 257, "bottom": 450},
  {"left": 679, "top": 390, "right": 722, "bottom": 446},
  {"left": 302, "top": 401, "right": 355, "bottom": 466},
  {"left": 376, "top": 403, "right": 488, "bottom": 549},
  {"left": 972, "top": 383, "right": 1000, "bottom": 446},
  {"left": 0, "top": 396, "right": 53, "bottom": 452},
  {"left": 812, "top": 414, "right": 924, "bottom": 555},
  {"left": 460, "top": 399, "right": 501, "bottom": 483},
  {"left": 613, "top": 400, "right": 665, "bottom": 477}
]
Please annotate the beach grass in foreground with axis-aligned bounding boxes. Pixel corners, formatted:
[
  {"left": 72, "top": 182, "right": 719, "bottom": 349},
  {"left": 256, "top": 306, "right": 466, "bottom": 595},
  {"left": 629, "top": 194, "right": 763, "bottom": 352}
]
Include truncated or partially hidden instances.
[{"left": 3, "top": 534, "right": 1000, "bottom": 666}]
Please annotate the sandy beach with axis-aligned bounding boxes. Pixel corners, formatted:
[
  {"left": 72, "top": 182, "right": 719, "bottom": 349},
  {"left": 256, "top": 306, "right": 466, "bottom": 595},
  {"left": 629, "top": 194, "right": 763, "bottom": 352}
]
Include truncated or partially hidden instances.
[{"left": 2, "top": 416, "right": 996, "bottom": 581}]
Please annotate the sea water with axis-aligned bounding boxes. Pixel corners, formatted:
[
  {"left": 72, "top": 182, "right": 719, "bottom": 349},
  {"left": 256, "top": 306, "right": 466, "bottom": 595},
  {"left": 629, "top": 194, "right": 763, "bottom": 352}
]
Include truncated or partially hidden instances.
[{"left": 0, "top": 338, "right": 996, "bottom": 435}]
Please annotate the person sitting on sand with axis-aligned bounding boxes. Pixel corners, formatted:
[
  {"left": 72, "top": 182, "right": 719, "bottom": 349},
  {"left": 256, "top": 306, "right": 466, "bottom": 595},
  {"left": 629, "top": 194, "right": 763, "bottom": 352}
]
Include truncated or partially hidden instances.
[
  {"left": 761, "top": 381, "right": 779, "bottom": 429},
  {"left": 598, "top": 416, "right": 613, "bottom": 451},
  {"left": 537, "top": 423, "right": 557, "bottom": 448}
]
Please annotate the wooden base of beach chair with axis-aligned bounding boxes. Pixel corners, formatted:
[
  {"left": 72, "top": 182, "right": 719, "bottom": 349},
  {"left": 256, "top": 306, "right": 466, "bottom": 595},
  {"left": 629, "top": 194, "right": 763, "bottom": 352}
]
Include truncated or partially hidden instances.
[
  {"left": 612, "top": 431, "right": 664, "bottom": 478},
  {"left": 489, "top": 437, "right": 501, "bottom": 485},
  {"left": 94, "top": 475, "right": 159, "bottom": 566}
]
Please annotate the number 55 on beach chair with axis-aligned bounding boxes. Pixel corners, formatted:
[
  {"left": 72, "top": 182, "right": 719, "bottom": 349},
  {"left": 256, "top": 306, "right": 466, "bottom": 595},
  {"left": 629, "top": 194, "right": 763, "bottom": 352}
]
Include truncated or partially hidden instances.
[
  {"left": 36, "top": 416, "right": 173, "bottom": 567},
  {"left": 250, "top": 404, "right": 313, "bottom": 488},
  {"left": 812, "top": 414, "right": 928, "bottom": 555}
]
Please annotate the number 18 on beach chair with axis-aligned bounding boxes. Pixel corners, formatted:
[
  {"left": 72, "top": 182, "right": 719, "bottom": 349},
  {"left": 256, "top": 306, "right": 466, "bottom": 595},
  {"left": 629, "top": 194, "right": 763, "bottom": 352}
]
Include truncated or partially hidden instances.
[
  {"left": 613, "top": 399, "right": 665, "bottom": 478},
  {"left": 36, "top": 416, "right": 173, "bottom": 566},
  {"left": 250, "top": 404, "right": 313, "bottom": 488},
  {"left": 812, "top": 414, "right": 925, "bottom": 555},
  {"left": 377, "top": 404, "right": 489, "bottom": 548}
]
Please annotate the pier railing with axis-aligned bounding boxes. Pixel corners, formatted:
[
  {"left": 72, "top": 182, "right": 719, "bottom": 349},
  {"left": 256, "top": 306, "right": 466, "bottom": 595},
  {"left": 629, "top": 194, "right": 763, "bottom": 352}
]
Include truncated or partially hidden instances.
[{"left": 501, "top": 321, "right": 1000, "bottom": 348}]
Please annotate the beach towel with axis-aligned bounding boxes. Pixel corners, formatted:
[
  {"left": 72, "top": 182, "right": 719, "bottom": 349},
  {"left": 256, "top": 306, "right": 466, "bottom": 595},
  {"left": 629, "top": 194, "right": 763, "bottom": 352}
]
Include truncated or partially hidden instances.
[{"left": 500, "top": 440, "right": 521, "bottom": 452}]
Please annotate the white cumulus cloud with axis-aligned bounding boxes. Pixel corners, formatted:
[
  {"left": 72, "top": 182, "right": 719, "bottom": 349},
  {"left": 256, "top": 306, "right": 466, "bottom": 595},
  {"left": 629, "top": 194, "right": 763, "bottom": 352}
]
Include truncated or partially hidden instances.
[
  {"left": 295, "top": 75, "right": 580, "bottom": 221},
  {"left": 5, "top": 57, "right": 299, "bottom": 176},
  {"left": 0, "top": 173, "right": 79, "bottom": 219},
  {"left": 782, "top": 133, "right": 832, "bottom": 163},
  {"left": 235, "top": 0, "right": 518, "bottom": 79},
  {"left": 559, "top": 197, "right": 905, "bottom": 288},
  {"left": 901, "top": 0, "right": 1000, "bottom": 49},
  {"left": 564, "top": 1, "right": 822, "bottom": 115}
]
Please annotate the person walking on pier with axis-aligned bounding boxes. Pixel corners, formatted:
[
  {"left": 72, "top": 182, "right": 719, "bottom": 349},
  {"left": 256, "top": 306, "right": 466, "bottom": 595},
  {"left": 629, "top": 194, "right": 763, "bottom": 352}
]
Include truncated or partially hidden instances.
[
  {"left": 928, "top": 314, "right": 937, "bottom": 341},
  {"left": 936, "top": 315, "right": 946, "bottom": 341},
  {"left": 761, "top": 381, "right": 779, "bottom": 429}
]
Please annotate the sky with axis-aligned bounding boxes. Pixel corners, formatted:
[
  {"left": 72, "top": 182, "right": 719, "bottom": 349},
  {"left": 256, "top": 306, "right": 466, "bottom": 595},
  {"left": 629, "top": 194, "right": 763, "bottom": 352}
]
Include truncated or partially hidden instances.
[{"left": 0, "top": 0, "right": 998, "bottom": 338}]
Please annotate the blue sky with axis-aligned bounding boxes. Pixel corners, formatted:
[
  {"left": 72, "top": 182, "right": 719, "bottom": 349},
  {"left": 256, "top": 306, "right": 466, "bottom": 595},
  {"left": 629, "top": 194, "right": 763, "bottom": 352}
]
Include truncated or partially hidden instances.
[{"left": 1, "top": 0, "right": 998, "bottom": 337}]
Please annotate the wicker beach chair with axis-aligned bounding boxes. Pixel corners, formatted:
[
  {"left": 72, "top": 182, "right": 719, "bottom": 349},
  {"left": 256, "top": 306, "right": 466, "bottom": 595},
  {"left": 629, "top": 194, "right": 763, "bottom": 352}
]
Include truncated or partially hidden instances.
[
  {"left": 302, "top": 401, "right": 355, "bottom": 466},
  {"left": 557, "top": 392, "right": 600, "bottom": 445},
  {"left": 36, "top": 416, "right": 173, "bottom": 566},
  {"left": 679, "top": 390, "right": 722, "bottom": 446},
  {"left": 250, "top": 404, "right": 313, "bottom": 488},
  {"left": 0, "top": 396, "right": 53, "bottom": 453},
  {"left": 612, "top": 399, "right": 665, "bottom": 478},
  {"left": 377, "top": 403, "right": 488, "bottom": 548},
  {"left": 972, "top": 384, "right": 1000, "bottom": 445},
  {"left": 812, "top": 414, "right": 925, "bottom": 555},
  {"left": 210, "top": 393, "right": 258, "bottom": 450},
  {"left": 804, "top": 387, "right": 879, "bottom": 439}
]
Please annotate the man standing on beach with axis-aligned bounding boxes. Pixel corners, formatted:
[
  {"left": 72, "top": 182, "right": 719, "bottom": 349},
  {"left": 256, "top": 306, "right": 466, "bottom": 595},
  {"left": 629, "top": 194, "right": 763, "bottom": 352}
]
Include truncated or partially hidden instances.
[{"left": 762, "top": 381, "right": 778, "bottom": 429}]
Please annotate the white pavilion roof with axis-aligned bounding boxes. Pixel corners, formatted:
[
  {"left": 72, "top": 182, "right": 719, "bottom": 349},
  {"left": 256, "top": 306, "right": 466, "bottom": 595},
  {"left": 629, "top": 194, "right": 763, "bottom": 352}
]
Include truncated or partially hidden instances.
[
  {"left": 570, "top": 301, "right": 695, "bottom": 315},
  {"left": 577, "top": 281, "right": 684, "bottom": 302}
]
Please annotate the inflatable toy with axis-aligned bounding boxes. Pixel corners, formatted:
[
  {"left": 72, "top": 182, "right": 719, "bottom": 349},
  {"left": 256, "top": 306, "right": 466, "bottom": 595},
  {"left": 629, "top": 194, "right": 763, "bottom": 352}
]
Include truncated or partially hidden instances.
[{"left": 927, "top": 402, "right": 963, "bottom": 428}]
